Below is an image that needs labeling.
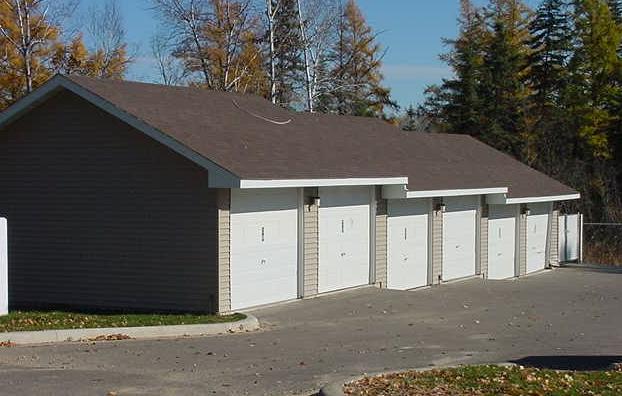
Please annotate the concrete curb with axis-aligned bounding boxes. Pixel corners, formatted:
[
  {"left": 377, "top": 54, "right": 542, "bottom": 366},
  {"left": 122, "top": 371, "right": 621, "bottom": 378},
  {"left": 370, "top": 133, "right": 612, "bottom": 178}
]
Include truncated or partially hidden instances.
[
  {"left": 318, "top": 362, "right": 518, "bottom": 396},
  {"left": 0, "top": 314, "right": 260, "bottom": 345}
]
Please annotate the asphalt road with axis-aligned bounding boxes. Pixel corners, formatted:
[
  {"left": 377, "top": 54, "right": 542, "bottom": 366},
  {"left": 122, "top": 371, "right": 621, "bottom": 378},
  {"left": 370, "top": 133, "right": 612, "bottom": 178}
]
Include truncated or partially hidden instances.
[{"left": 0, "top": 266, "right": 621, "bottom": 395}]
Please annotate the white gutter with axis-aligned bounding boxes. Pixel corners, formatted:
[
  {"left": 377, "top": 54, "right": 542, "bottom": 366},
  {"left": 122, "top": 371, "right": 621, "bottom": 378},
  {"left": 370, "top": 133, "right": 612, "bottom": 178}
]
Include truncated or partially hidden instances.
[
  {"left": 487, "top": 193, "right": 581, "bottom": 204},
  {"left": 239, "top": 177, "right": 408, "bottom": 189},
  {"left": 383, "top": 184, "right": 508, "bottom": 199},
  {"left": 406, "top": 187, "right": 508, "bottom": 198}
]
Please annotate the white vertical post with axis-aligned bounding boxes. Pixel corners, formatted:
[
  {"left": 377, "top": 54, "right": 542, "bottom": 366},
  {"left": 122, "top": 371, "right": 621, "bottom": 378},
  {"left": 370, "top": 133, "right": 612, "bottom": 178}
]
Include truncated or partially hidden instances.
[
  {"left": 369, "top": 186, "right": 377, "bottom": 285},
  {"left": 0, "top": 218, "right": 7, "bottom": 315},
  {"left": 297, "top": 188, "right": 304, "bottom": 299},
  {"left": 579, "top": 213, "right": 584, "bottom": 264}
]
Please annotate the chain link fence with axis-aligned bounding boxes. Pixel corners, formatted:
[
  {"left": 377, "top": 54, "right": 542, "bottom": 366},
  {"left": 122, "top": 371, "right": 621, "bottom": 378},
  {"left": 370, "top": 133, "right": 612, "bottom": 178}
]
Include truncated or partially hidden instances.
[{"left": 583, "top": 223, "right": 622, "bottom": 266}]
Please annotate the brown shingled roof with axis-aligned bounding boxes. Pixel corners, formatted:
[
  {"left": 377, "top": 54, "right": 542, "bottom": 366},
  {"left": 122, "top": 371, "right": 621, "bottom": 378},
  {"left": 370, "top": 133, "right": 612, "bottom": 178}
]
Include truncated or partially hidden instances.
[{"left": 43, "top": 76, "right": 580, "bottom": 198}]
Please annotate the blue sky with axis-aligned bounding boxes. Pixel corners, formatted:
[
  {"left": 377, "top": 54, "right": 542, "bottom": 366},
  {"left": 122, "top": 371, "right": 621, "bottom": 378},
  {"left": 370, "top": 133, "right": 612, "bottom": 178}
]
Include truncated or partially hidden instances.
[{"left": 76, "top": 0, "right": 539, "bottom": 109}]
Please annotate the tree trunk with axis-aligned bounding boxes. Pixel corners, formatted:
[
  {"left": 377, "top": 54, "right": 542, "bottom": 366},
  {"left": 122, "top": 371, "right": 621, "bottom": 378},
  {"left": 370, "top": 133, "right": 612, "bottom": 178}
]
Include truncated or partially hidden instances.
[
  {"left": 296, "top": 0, "right": 314, "bottom": 112},
  {"left": 266, "top": 0, "right": 277, "bottom": 104}
]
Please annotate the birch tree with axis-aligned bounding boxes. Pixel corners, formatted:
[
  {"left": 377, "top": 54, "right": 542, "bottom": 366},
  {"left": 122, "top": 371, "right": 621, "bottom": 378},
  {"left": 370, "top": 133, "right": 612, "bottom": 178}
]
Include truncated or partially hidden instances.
[
  {"left": 206, "top": 0, "right": 266, "bottom": 93},
  {"left": 151, "top": 0, "right": 266, "bottom": 94},
  {"left": 86, "top": 0, "right": 131, "bottom": 79},
  {"left": 151, "top": 0, "right": 213, "bottom": 86},
  {"left": 0, "top": 0, "right": 73, "bottom": 96},
  {"left": 296, "top": 0, "right": 340, "bottom": 112},
  {"left": 0, "top": 0, "right": 81, "bottom": 107},
  {"left": 266, "top": 0, "right": 276, "bottom": 102},
  {"left": 151, "top": 30, "right": 186, "bottom": 85}
]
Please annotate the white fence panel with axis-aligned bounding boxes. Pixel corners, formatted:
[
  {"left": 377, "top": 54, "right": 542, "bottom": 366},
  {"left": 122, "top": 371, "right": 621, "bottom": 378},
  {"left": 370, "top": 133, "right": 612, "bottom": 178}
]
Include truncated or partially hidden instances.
[
  {"left": 0, "top": 218, "right": 6, "bottom": 315},
  {"left": 559, "top": 214, "right": 581, "bottom": 262}
]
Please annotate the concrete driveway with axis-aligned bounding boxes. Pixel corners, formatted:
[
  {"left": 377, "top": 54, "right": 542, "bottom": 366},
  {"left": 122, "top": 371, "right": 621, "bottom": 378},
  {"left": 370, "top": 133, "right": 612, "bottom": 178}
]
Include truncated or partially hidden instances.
[{"left": 0, "top": 266, "right": 621, "bottom": 396}]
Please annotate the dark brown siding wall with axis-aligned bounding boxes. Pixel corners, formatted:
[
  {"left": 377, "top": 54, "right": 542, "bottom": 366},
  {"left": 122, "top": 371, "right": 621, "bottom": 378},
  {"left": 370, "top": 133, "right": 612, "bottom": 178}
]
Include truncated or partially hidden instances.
[{"left": 0, "top": 91, "right": 219, "bottom": 313}]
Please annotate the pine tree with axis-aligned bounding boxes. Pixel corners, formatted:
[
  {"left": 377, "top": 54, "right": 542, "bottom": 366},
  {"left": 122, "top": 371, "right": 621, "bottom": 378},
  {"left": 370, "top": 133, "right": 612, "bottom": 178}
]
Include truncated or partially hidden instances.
[
  {"left": 478, "top": 0, "right": 533, "bottom": 158},
  {"left": 401, "top": 105, "right": 418, "bottom": 131},
  {"left": 438, "top": 0, "right": 488, "bottom": 137},
  {"left": 608, "top": 0, "right": 622, "bottom": 23},
  {"left": 528, "top": 0, "right": 573, "bottom": 107},
  {"left": 526, "top": 0, "right": 576, "bottom": 173},
  {"left": 328, "top": 0, "right": 395, "bottom": 117},
  {"left": 272, "top": 0, "right": 304, "bottom": 107},
  {"left": 565, "top": 0, "right": 622, "bottom": 220},
  {"left": 570, "top": 0, "right": 622, "bottom": 159}
]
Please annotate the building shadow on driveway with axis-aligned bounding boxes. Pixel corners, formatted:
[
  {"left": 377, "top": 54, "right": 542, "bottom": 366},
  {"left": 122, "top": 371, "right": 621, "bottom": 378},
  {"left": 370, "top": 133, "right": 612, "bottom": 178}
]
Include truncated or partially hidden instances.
[{"left": 511, "top": 355, "right": 622, "bottom": 371}]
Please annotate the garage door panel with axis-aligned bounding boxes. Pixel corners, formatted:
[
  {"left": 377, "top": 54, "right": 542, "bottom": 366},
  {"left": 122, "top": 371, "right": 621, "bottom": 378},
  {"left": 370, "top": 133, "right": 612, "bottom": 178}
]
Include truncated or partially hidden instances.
[
  {"left": 488, "top": 205, "right": 517, "bottom": 280},
  {"left": 443, "top": 196, "right": 479, "bottom": 281},
  {"left": 319, "top": 187, "right": 370, "bottom": 293},
  {"left": 387, "top": 199, "right": 429, "bottom": 290},
  {"left": 230, "top": 188, "right": 299, "bottom": 311}
]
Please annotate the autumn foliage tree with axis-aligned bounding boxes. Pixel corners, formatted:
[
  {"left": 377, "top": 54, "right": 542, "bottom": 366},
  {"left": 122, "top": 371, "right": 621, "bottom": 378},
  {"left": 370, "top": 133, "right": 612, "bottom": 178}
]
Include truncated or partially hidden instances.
[
  {"left": 326, "top": 0, "right": 394, "bottom": 116},
  {"left": 0, "top": 0, "right": 63, "bottom": 107},
  {"left": 151, "top": 0, "right": 267, "bottom": 95},
  {"left": 0, "top": 0, "right": 130, "bottom": 110}
]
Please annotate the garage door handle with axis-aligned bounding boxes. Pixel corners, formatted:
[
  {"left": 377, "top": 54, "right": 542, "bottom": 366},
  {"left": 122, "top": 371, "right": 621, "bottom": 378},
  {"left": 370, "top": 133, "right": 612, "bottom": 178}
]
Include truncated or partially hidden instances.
[
  {"left": 260, "top": 259, "right": 266, "bottom": 265},
  {"left": 340, "top": 252, "right": 346, "bottom": 257}
]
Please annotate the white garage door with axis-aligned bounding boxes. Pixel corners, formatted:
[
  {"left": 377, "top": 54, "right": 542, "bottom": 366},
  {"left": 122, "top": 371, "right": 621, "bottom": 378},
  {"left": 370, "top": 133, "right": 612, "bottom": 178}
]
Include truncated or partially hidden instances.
[
  {"left": 488, "top": 205, "right": 517, "bottom": 280},
  {"left": 318, "top": 186, "right": 370, "bottom": 293},
  {"left": 230, "top": 188, "right": 299, "bottom": 310},
  {"left": 443, "top": 196, "right": 479, "bottom": 281},
  {"left": 527, "top": 203, "right": 550, "bottom": 273},
  {"left": 387, "top": 199, "right": 429, "bottom": 290}
]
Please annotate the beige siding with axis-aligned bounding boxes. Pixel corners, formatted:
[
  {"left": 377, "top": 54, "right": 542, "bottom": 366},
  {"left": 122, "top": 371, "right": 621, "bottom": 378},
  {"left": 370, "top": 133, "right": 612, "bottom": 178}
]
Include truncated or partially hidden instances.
[
  {"left": 480, "top": 204, "right": 489, "bottom": 278},
  {"left": 375, "top": 194, "right": 388, "bottom": 287},
  {"left": 303, "top": 188, "right": 319, "bottom": 297},
  {"left": 431, "top": 198, "right": 443, "bottom": 285},
  {"left": 549, "top": 209, "right": 560, "bottom": 266},
  {"left": 518, "top": 208, "right": 528, "bottom": 276},
  {"left": 218, "top": 189, "right": 231, "bottom": 313}
]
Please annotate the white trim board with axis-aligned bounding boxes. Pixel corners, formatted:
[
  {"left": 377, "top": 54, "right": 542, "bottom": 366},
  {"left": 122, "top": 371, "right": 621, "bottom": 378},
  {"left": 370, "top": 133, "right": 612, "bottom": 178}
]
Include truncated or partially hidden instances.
[
  {"left": 239, "top": 177, "right": 408, "bottom": 189},
  {"left": 383, "top": 185, "right": 508, "bottom": 199},
  {"left": 487, "top": 193, "right": 581, "bottom": 205}
]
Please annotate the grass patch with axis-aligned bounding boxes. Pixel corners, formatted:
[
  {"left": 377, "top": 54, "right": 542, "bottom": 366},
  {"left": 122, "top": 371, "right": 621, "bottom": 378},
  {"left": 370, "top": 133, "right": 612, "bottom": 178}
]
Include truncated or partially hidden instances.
[
  {"left": 345, "top": 365, "right": 622, "bottom": 395},
  {"left": 0, "top": 311, "right": 246, "bottom": 333}
]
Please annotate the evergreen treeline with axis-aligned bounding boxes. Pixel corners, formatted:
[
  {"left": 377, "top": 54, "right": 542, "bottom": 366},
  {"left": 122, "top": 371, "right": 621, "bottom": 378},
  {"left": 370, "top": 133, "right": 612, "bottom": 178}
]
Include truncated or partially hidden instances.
[{"left": 420, "top": 0, "right": 622, "bottom": 222}]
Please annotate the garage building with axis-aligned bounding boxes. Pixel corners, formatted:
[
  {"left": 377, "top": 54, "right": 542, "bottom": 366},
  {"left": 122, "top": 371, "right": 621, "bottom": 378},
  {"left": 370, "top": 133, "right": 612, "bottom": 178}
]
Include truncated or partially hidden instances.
[{"left": 0, "top": 76, "right": 580, "bottom": 313}]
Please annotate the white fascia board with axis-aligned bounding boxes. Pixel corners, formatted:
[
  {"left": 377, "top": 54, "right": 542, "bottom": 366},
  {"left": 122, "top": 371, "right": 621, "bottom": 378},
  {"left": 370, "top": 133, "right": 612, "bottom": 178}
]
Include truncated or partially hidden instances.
[
  {"left": 505, "top": 193, "right": 581, "bottom": 204},
  {"left": 239, "top": 177, "right": 408, "bottom": 189},
  {"left": 0, "top": 75, "right": 241, "bottom": 188},
  {"left": 405, "top": 187, "right": 508, "bottom": 199}
]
